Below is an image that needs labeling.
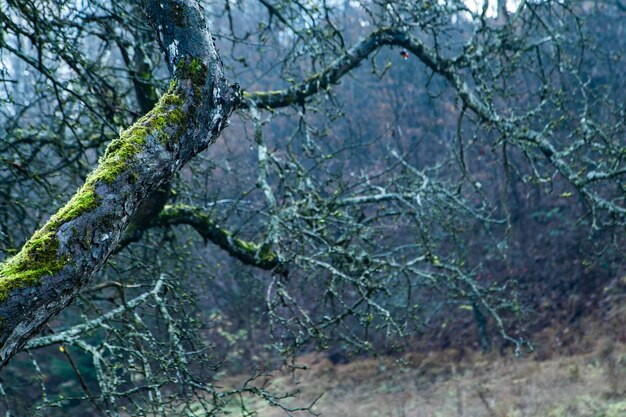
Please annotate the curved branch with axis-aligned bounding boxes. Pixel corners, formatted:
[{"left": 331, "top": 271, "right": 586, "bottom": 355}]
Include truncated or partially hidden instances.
[
  {"left": 0, "top": 0, "right": 239, "bottom": 367},
  {"left": 114, "top": 204, "right": 282, "bottom": 272},
  {"left": 242, "top": 27, "right": 447, "bottom": 109},
  {"left": 246, "top": 26, "right": 625, "bottom": 221},
  {"left": 154, "top": 205, "right": 282, "bottom": 271}
]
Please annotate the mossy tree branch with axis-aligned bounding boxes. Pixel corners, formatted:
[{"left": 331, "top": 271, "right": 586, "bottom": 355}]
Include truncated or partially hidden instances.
[
  {"left": 115, "top": 204, "right": 282, "bottom": 272},
  {"left": 158, "top": 204, "right": 281, "bottom": 271},
  {"left": 0, "top": 0, "right": 239, "bottom": 367}
]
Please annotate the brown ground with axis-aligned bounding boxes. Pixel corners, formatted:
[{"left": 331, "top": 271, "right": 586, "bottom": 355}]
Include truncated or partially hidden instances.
[{"left": 212, "top": 276, "right": 626, "bottom": 417}]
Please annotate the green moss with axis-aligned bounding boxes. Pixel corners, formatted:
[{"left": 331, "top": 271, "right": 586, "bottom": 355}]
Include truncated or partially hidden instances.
[
  {"left": 0, "top": 230, "right": 65, "bottom": 302},
  {"left": 0, "top": 182, "right": 102, "bottom": 302},
  {"left": 234, "top": 237, "right": 258, "bottom": 252},
  {"left": 0, "top": 85, "right": 187, "bottom": 303},
  {"left": 233, "top": 238, "right": 276, "bottom": 262},
  {"left": 175, "top": 58, "right": 208, "bottom": 97},
  {"left": 92, "top": 124, "right": 148, "bottom": 184},
  {"left": 260, "top": 245, "right": 277, "bottom": 262},
  {"left": 88, "top": 84, "right": 185, "bottom": 184},
  {"left": 0, "top": 185, "right": 99, "bottom": 302},
  {"left": 49, "top": 185, "right": 99, "bottom": 229},
  {"left": 159, "top": 205, "right": 277, "bottom": 264}
]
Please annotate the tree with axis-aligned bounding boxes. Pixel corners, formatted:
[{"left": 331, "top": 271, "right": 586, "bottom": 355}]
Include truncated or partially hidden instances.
[{"left": 0, "top": 0, "right": 624, "bottom": 414}]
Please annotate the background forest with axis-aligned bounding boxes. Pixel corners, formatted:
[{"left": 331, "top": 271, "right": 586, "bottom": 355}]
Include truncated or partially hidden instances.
[{"left": 0, "top": 0, "right": 625, "bottom": 415}]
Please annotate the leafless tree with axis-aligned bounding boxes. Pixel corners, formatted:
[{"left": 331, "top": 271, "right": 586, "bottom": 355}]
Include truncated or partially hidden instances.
[{"left": 0, "top": 0, "right": 624, "bottom": 414}]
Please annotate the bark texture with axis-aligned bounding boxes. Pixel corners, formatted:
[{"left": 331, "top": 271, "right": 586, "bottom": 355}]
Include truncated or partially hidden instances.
[
  {"left": 155, "top": 204, "right": 281, "bottom": 271},
  {"left": 0, "top": 0, "right": 239, "bottom": 367}
]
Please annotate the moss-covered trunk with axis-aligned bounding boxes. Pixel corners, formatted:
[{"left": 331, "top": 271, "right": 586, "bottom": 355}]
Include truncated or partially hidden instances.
[{"left": 0, "top": 0, "right": 239, "bottom": 367}]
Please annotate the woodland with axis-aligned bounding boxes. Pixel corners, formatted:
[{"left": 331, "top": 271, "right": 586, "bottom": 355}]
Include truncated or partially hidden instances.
[{"left": 0, "top": 0, "right": 625, "bottom": 415}]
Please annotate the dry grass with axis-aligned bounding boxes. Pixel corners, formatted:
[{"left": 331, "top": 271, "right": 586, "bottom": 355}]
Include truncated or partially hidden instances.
[
  {"left": 214, "top": 281, "right": 626, "bottom": 417},
  {"left": 218, "top": 344, "right": 626, "bottom": 417}
]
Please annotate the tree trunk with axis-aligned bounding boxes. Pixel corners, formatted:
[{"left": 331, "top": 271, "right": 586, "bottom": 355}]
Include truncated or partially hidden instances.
[{"left": 0, "top": 0, "right": 239, "bottom": 367}]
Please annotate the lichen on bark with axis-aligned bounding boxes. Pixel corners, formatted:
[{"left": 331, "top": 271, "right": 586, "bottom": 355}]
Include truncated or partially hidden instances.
[
  {"left": 0, "top": 84, "right": 187, "bottom": 302},
  {"left": 0, "top": 231, "right": 65, "bottom": 302},
  {"left": 175, "top": 58, "right": 208, "bottom": 99},
  {"left": 157, "top": 204, "right": 278, "bottom": 265},
  {"left": 91, "top": 82, "right": 186, "bottom": 184},
  {"left": 0, "top": 183, "right": 100, "bottom": 302}
]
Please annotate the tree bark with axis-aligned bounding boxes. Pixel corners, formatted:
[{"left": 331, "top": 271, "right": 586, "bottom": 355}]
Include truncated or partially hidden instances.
[{"left": 0, "top": 0, "right": 239, "bottom": 367}]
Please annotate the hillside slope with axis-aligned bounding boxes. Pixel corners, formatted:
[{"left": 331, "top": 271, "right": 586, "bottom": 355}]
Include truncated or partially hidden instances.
[{"left": 217, "top": 278, "right": 626, "bottom": 417}]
